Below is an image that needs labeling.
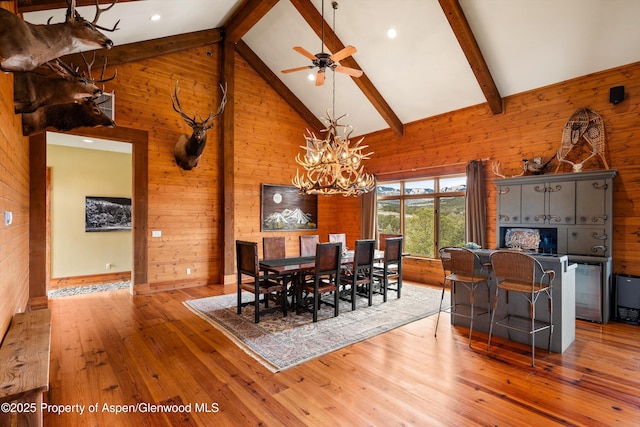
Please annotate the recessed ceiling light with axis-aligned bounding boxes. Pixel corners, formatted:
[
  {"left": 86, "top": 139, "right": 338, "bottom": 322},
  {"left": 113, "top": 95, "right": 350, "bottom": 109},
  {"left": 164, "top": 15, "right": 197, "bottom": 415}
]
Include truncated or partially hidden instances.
[
  {"left": 83, "top": 139, "right": 94, "bottom": 143},
  {"left": 387, "top": 28, "right": 397, "bottom": 39},
  {"left": 150, "top": 14, "right": 161, "bottom": 22}
]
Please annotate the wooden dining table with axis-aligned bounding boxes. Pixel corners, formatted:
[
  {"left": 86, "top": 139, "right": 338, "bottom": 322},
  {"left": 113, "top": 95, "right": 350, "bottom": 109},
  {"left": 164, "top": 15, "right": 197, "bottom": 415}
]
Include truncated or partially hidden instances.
[{"left": 259, "top": 250, "right": 385, "bottom": 312}]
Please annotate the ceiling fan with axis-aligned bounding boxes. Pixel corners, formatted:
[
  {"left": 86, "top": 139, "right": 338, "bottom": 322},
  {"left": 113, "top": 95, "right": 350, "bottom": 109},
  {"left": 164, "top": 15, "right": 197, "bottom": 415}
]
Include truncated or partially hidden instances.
[{"left": 281, "top": 1, "right": 363, "bottom": 86}]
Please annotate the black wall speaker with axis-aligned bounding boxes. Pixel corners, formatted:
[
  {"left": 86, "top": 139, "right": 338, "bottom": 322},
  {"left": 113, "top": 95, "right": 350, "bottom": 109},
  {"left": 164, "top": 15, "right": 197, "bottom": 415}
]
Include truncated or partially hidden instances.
[{"left": 610, "top": 86, "right": 625, "bottom": 105}]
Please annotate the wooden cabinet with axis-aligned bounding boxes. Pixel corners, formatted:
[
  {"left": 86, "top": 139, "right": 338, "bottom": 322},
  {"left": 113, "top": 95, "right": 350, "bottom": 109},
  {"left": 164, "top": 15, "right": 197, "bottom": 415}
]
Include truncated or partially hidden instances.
[
  {"left": 495, "top": 170, "right": 617, "bottom": 323},
  {"left": 495, "top": 170, "right": 616, "bottom": 256},
  {"left": 497, "top": 183, "right": 521, "bottom": 224},
  {"left": 521, "top": 180, "right": 575, "bottom": 225}
]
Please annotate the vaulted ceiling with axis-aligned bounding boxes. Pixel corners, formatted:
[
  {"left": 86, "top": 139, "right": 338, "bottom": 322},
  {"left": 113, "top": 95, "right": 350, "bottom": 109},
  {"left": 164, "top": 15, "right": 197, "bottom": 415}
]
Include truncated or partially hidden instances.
[{"left": 19, "top": 0, "right": 640, "bottom": 137}]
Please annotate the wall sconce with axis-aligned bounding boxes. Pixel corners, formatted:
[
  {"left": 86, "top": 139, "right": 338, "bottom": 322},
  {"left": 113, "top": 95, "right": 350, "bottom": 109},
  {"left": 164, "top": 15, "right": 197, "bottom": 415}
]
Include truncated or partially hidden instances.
[{"left": 610, "top": 86, "right": 625, "bottom": 105}]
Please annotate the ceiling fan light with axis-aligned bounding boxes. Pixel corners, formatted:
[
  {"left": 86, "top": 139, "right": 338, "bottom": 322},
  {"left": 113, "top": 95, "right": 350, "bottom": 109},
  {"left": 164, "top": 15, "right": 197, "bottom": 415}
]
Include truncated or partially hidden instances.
[{"left": 308, "top": 74, "right": 315, "bottom": 81}]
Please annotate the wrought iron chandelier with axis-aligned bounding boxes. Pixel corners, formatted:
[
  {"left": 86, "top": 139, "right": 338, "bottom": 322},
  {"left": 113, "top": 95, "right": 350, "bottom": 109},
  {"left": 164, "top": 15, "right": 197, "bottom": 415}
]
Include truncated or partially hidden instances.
[{"left": 291, "top": 1, "right": 374, "bottom": 197}]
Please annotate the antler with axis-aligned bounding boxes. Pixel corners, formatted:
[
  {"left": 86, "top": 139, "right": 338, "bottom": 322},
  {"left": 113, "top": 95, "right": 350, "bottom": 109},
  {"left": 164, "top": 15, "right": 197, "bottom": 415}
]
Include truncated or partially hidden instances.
[
  {"left": 171, "top": 82, "right": 198, "bottom": 128},
  {"left": 92, "top": 0, "right": 120, "bottom": 32},
  {"left": 80, "top": 52, "right": 117, "bottom": 83},
  {"left": 204, "top": 83, "right": 228, "bottom": 129},
  {"left": 171, "top": 82, "right": 228, "bottom": 130},
  {"left": 491, "top": 160, "right": 526, "bottom": 178}
]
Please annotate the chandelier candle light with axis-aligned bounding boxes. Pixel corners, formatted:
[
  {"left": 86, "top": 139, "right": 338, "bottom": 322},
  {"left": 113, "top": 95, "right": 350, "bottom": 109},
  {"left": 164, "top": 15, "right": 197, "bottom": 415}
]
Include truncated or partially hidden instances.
[{"left": 291, "top": 0, "right": 374, "bottom": 197}]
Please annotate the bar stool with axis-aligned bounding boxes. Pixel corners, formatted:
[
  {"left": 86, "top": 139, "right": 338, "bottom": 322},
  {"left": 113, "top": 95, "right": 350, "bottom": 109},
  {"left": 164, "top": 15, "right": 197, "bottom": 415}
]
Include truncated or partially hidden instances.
[
  {"left": 435, "top": 247, "right": 491, "bottom": 346},
  {"left": 487, "top": 250, "right": 555, "bottom": 367}
]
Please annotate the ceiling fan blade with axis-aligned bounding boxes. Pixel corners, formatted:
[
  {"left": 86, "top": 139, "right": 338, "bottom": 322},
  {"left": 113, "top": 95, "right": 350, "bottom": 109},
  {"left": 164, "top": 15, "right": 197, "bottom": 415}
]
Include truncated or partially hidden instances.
[
  {"left": 330, "top": 45, "right": 357, "bottom": 62},
  {"left": 315, "top": 71, "right": 326, "bottom": 86},
  {"left": 293, "top": 46, "right": 318, "bottom": 61},
  {"left": 281, "top": 66, "right": 312, "bottom": 74},
  {"left": 335, "top": 65, "right": 363, "bottom": 78}
]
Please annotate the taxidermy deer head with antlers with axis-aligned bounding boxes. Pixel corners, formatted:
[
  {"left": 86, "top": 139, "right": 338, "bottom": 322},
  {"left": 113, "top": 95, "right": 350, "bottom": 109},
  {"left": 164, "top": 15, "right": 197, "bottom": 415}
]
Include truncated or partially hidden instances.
[
  {"left": 0, "top": 0, "right": 119, "bottom": 72},
  {"left": 171, "top": 81, "right": 227, "bottom": 170}
]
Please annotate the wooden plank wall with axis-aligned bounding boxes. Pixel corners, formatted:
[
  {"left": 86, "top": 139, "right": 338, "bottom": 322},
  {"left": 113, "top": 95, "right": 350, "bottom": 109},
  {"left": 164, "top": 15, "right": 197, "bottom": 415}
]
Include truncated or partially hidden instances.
[
  {"left": 99, "top": 46, "right": 225, "bottom": 287},
  {"left": 363, "top": 61, "right": 640, "bottom": 282},
  {"left": 0, "top": 1, "right": 31, "bottom": 338}
]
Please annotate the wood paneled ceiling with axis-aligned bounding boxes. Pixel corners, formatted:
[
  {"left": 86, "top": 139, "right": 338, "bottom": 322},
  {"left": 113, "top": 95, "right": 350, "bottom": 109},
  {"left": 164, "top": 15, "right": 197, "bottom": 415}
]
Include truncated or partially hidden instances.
[{"left": 18, "top": 0, "right": 640, "bottom": 137}]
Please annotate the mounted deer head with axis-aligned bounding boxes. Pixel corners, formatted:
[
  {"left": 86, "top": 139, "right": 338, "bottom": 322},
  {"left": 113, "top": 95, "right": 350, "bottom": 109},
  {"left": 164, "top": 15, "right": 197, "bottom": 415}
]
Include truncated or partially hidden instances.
[
  {"left": 21, "top": 96, "right": 116, "bottom": 136},
  {"left": 14, "top": 55, "right": 116, "bottom": 114},
  {"left": 0, "top": 0, "right": 120, "bottom": 72},
  {"left": 171, "top": 81, "right": 227, "bottom": 170}
]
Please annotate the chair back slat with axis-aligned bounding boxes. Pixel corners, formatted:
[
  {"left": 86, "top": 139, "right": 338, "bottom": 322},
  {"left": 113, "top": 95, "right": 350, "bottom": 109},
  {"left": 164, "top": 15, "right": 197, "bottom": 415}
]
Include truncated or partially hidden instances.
[
  {"left": 316, "top": 242, "right": 342, "bottom": 274},
  {"left": 385, "top": 237, "right": 403, "bottom": 263},
  {"left": 490, "top": 251, "right": 539, "bottom": 284},
  {"left": 439, "top": 247, "right": 481, "bottom": 277},
  {"left": 354, "top": 239, "right": 376, "bottom": 269},
  {"left": 329, "top": 233, "right": 347, "bottom": 250},
  {"left": 236, "top": 240, "right": 259, "bottom": 277},
  {"left": 263, "top": 237, "right": 286, "bottom": 260},
  {"left": 300, "top": 235, "right": 320, "bottom": 256}
]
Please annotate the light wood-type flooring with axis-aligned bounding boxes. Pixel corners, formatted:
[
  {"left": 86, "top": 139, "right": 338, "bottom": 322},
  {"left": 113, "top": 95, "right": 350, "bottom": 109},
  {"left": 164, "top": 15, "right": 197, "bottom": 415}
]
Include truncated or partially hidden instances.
[{"left": 43, "top": 282, "right": 640, "bottom": 426}]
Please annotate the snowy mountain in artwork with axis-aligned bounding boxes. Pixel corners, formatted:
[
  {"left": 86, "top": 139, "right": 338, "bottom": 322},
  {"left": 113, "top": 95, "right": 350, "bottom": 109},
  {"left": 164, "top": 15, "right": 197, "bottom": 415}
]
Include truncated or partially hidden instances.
[{"left": 263, "top": 208, "right": 315, "bottom": 230}]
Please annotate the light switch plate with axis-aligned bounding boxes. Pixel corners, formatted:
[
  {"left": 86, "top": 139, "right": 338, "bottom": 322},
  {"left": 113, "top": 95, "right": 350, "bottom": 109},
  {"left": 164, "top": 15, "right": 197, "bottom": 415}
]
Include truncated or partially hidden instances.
[
  {"left": 152, "top": 230, "right": 162, "bottom": 237},
  {"left": 4, "top": 211, "right": 12, "bottom": 226}
]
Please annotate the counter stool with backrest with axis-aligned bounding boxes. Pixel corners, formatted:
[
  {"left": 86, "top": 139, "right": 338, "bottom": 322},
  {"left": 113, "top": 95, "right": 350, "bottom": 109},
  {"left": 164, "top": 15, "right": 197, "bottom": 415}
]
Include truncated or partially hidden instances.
[
  {"left": 487, "top": 250, "right": 555, "bottom": 367},
  {"left": 435, "top": 247, "right": 491, "bottom": 346}
]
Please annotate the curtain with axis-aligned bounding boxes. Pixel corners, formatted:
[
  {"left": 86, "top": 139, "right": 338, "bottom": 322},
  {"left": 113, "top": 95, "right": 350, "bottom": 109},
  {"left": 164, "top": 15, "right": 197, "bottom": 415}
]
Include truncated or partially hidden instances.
[
  {"left": 465, "top": 160, "right": 487, "bottom": 248},
  {"left": 361, "top": 177, "right": 377, "bottom": 240}
]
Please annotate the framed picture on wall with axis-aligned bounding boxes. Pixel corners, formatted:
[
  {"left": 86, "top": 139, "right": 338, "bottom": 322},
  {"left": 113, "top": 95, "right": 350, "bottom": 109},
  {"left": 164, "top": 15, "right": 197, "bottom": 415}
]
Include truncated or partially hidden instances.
[
  {"left": 261, "top": 184, "right": 317, "bottom": 231},
  {"left": 85, "top": 196, "right": 132, "bottom": 232}
]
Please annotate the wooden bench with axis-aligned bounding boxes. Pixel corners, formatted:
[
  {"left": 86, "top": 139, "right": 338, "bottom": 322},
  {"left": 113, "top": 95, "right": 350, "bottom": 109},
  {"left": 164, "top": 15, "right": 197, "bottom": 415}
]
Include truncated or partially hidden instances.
[{"left": 0, "top": 309, "right": 52, "bottom": 427}]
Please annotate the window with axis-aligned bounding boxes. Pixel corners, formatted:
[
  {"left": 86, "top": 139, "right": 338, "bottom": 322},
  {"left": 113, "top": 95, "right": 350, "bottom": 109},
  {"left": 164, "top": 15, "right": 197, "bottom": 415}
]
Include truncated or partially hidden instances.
[{"left": 377, "top": 175, "right": 466, "bottom": 257}]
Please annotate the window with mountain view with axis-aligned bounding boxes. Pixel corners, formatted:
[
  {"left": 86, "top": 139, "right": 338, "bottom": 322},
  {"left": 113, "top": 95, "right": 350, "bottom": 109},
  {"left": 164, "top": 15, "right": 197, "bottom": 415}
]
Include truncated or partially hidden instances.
[{"left": 377, "top": 175, "right": 466, "bottom": 257}]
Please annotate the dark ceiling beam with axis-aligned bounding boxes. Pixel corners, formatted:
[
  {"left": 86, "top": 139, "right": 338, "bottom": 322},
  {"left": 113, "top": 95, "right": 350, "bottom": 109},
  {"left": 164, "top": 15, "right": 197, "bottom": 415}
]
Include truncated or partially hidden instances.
[
  {"left": 438, "top": 0, "right": 503, "bottom": 115},
  {"left": 236, "top": 40, "right": 325, "bottom": 135},
  {"left": 17, "top": 0, "right": 141, "bottom": 13},
  {"left": 224, "top": 0, "right": 279, "bottom": 44},
  {"left": 289, "top": 0, "right": 404, "bottom": 137},
  {"left": 61, "top": 28, "right": 223, "bottom": 68}
]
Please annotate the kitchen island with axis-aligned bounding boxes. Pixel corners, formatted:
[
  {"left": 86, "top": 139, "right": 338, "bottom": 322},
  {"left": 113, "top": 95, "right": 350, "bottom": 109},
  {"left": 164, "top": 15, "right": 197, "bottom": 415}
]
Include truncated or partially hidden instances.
[{"left": 449, "top": 249, "right": 576, "bottom": 353}]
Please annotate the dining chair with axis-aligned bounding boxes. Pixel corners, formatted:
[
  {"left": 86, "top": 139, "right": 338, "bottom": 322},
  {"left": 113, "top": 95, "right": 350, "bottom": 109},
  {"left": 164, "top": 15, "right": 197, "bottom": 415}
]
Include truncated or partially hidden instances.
[
  {"left": 263, "top": 236, "right": 286, "bottom": 260},
  {"left": 342, "top": 239, "right": 376, "bottom": 310},
  {"left": 373, "top": 236, "right": 403, "bottom": 301},
  {"left": 434, "top": 247, "right": 491, "bottom": 347},
  {"left": 300, "top": 234, "right": 320, "bottom": 257},
  {"left": 487, "top": 250, "right": 555, "bottom": 367},
  {"left": 297, "top": 242, "right": 342, "bottom": 322},
  {"left": 378, "top": 233, "right": 401, "bottom": 251},
  {"left": 236, "top": 240, "right": 287, "bottom": 323},
  {"left": 329, "top": 233, "right": 347, "bottom": 251}
]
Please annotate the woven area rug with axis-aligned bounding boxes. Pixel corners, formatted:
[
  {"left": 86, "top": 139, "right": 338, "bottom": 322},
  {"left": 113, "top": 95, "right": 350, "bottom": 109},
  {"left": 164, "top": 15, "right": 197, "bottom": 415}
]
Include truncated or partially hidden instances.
[{"left": 183, "top": 283, "right": 443, "bottom": 372}]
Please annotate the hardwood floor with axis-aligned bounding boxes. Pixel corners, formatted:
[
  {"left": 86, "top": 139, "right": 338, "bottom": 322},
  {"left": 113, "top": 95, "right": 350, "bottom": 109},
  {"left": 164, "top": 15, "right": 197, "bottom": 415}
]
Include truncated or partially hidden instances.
[{"left": 44, "top": 282, "right": 640, "bottom": 426}]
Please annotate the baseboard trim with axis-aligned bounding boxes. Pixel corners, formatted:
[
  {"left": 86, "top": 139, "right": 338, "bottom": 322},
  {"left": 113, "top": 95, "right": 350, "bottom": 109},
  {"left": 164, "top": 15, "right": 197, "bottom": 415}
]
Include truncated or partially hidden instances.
[
  {"left": 132, "top": 278, "right": 212, "bottom": 295},
  {"left": 49, "top": 272, "right": 131, "bottom": 290}
]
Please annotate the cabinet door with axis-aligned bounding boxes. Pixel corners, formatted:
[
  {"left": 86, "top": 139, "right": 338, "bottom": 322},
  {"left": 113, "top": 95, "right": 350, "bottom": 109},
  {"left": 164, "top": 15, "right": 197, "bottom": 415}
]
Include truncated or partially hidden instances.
[
  {"left": 547, "top": 180, "right": 575, "bottom": 224},
  {"left": 497, "top": 184, "right": 521, "bottom": 224},
  {"left": 567, "top": 228, "right": 608, "bottom": 256},
  {"left": 576, "top": 179, "right": 608, "bottom": 225},
  {"left": 521, "top": 183, "right": 546, "bottom": 224}
]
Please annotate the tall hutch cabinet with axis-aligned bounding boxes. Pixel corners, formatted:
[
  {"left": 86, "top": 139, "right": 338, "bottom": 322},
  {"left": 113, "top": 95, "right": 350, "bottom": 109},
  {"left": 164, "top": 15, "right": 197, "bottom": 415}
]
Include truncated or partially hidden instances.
[{"left": 495, "top": 169, "right": 617, "bottom": 322}]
